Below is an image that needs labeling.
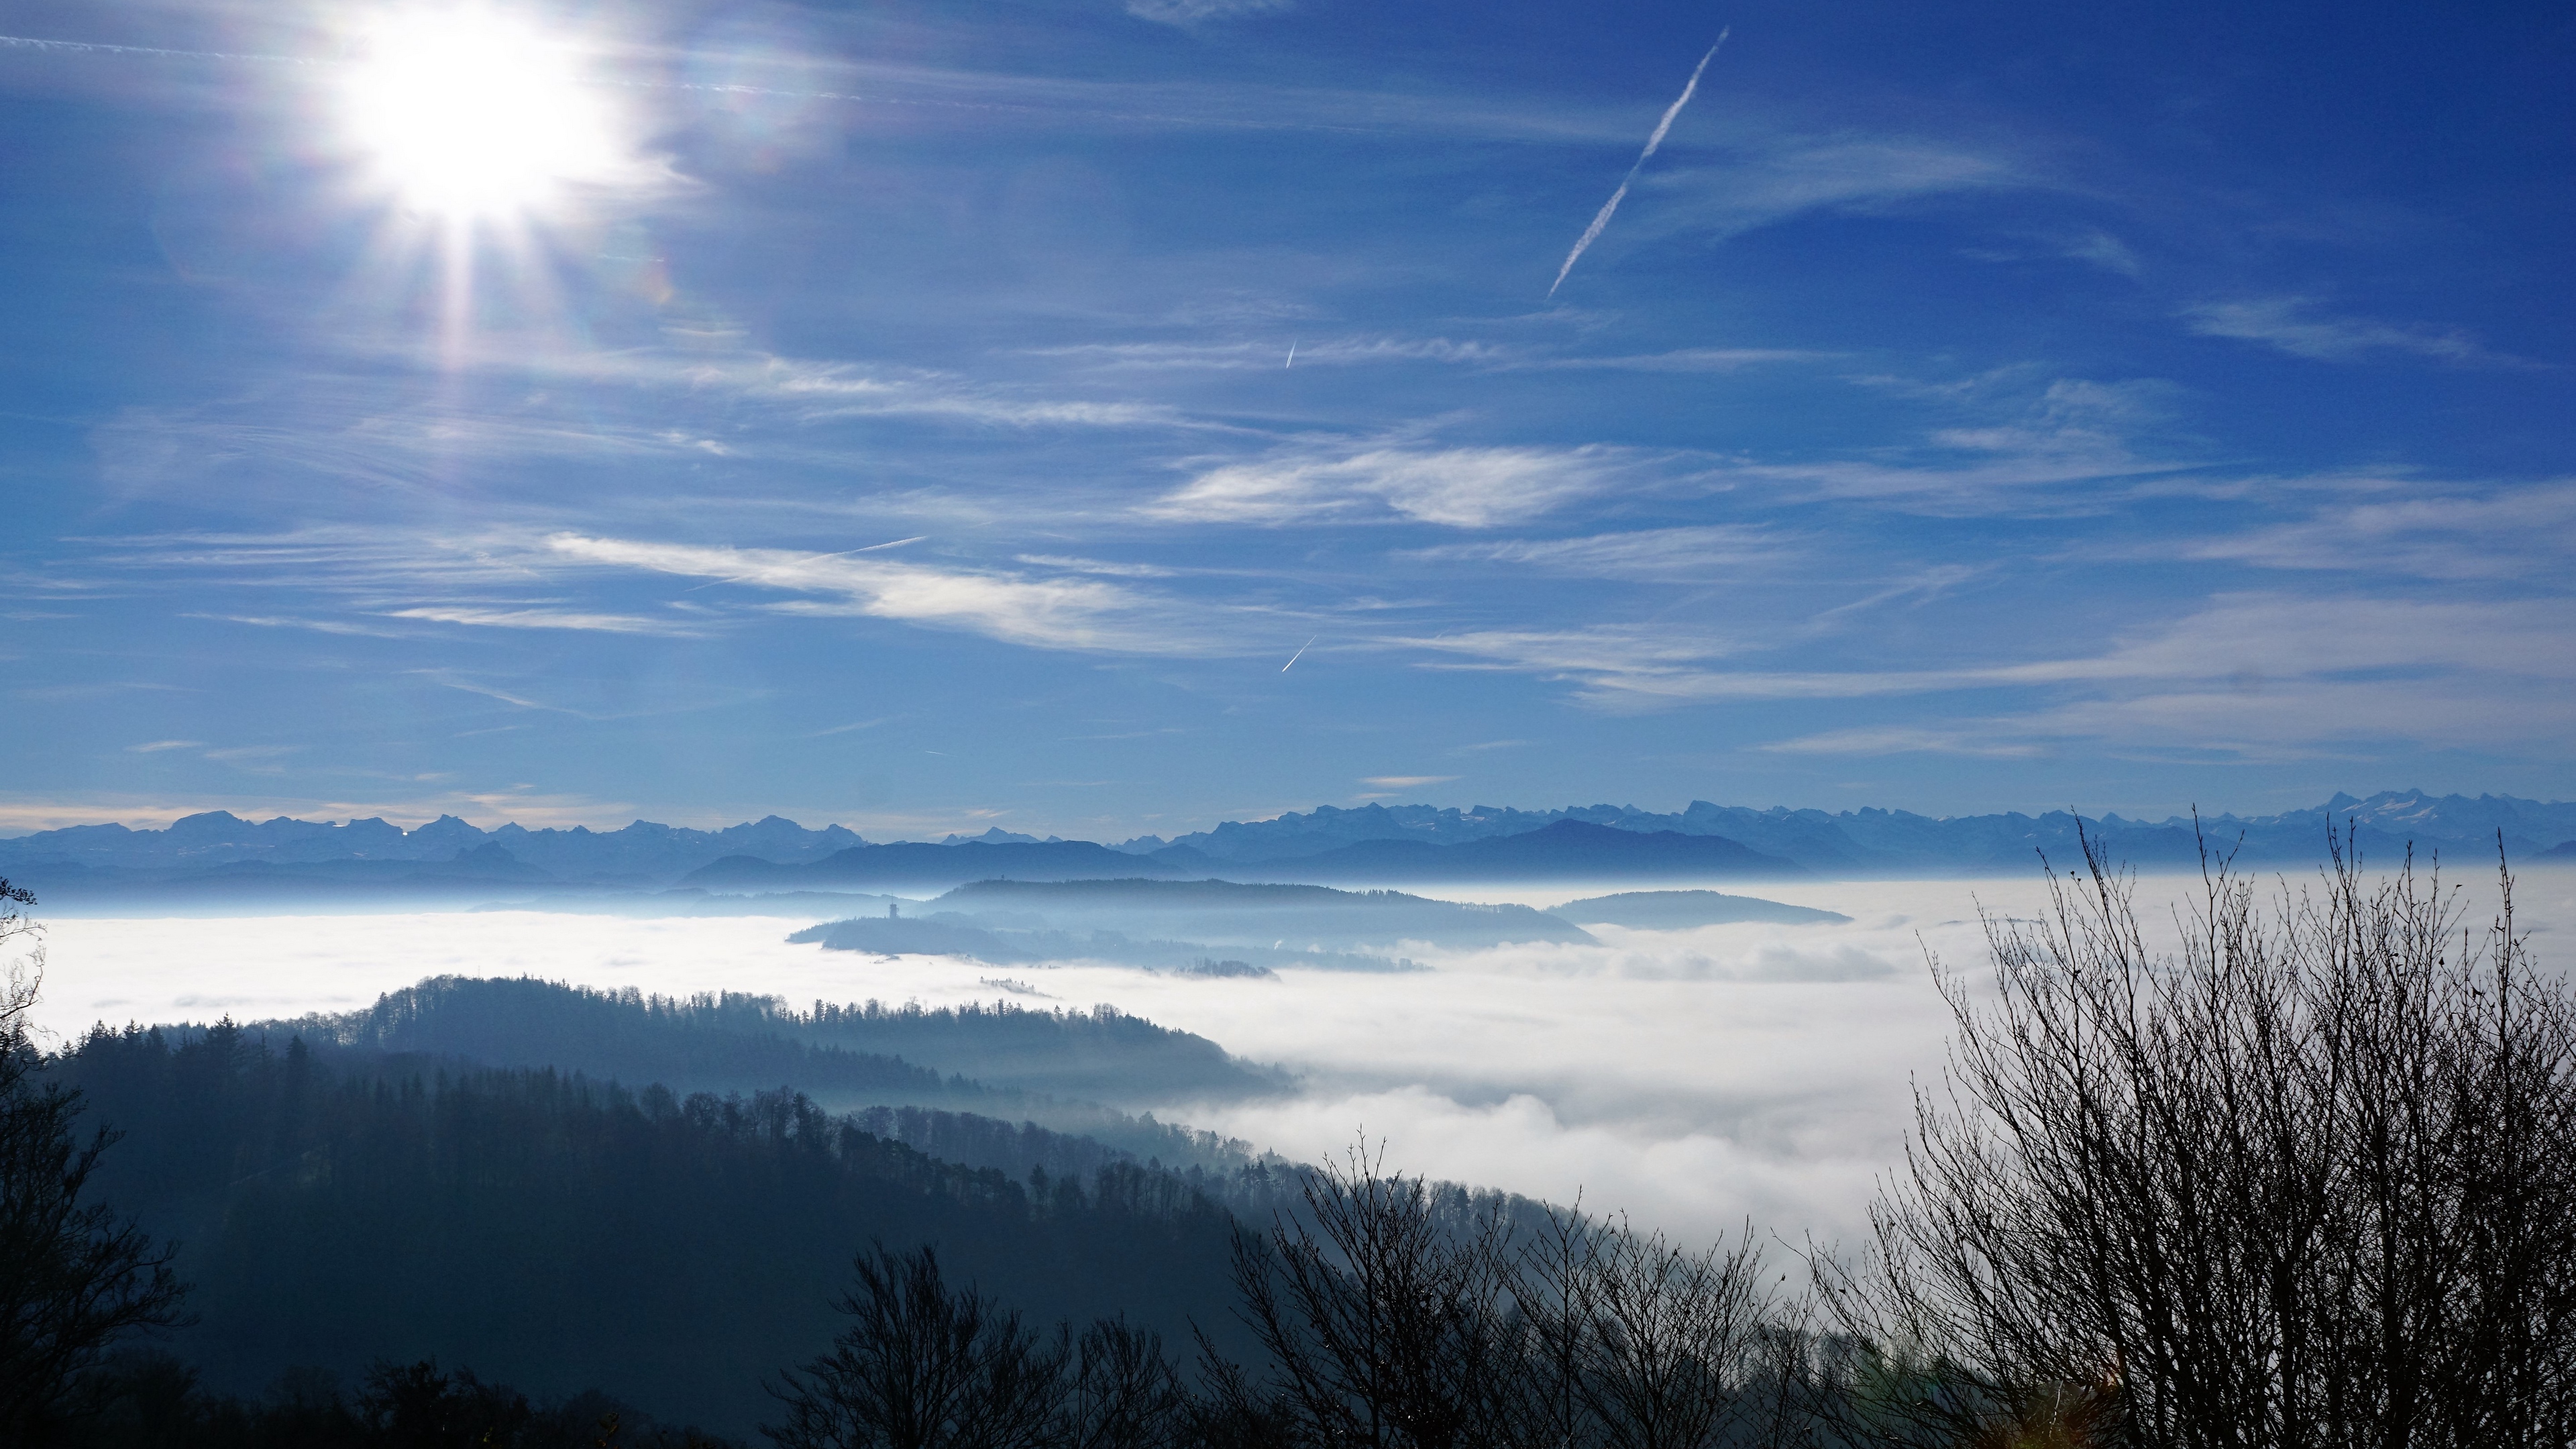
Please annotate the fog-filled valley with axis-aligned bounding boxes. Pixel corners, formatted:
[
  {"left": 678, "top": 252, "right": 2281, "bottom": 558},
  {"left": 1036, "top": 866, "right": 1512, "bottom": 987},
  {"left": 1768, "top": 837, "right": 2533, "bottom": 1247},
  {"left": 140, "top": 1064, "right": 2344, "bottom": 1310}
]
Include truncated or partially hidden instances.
[
  {"left": 34, "top": 861, "right": 2576, "bottom": 1247},
  {"left": 5, "top": 836, "right": 2573, "bottom": 1442}
]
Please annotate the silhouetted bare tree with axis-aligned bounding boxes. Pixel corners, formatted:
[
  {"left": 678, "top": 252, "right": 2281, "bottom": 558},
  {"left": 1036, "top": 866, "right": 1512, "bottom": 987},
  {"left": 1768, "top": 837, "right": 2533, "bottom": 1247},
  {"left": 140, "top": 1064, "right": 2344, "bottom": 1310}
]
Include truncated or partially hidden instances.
[
  {"left": 1209, "top": 1146, "right": 1789, "bottom": 1449},
  {"left": 0, "top": 879, "right": 190, "bottom": 1445},
  {"left": 1818, "top": 833, "right": 2576, "bottom": 1448},
  {"left": 1560, "top": 1219, "right": 1770, "bottom": 1449},
  {"left": 1061, "top": 1318, "right": 1186, "bottom": 1449},
  {"left": 1219, "top": 1144, "right": 1526, "bottom": 1449},
  {"left": 765, "top": 1245, "right": 1071, "bottom": 1449}
]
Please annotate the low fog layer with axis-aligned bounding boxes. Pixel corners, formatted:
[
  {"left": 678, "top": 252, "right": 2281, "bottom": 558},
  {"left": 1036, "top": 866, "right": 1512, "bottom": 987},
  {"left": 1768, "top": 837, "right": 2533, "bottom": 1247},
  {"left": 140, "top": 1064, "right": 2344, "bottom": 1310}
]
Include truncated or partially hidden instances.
[{"left": 28, "top": 866, "right": 2573, "bottom": 1245}]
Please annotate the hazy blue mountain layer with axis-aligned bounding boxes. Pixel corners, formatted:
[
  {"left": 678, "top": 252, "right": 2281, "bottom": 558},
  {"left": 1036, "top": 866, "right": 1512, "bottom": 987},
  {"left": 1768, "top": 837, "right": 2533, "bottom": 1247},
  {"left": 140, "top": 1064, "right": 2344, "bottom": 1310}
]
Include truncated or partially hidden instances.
[
  {"left": 0, "top": 810, "right": 861, "bottom": 877},
  {"left": 790, "top": 877, "right": 1593, "bottom": 969},
  {"left": 926, "top": 877, "right": 1595, "bottom": 949},
  {"left": 684, "top": 839, "right": 1191, "bottom": 891},
  {"left": 1551, "top": 890, "right": 1854, "bottom": 929},
  {"left": 4, "top": 790, "right": 2569, "bottom": 904},
  {"left": 1189, "top": 819, "right": 1809, "bottom": 883},
  {"left": 794, "top": 916, "right": 1376, "bottom": 974},
  {"left": 1124, "top": 790, "right": 2576, "bottom": 871}
]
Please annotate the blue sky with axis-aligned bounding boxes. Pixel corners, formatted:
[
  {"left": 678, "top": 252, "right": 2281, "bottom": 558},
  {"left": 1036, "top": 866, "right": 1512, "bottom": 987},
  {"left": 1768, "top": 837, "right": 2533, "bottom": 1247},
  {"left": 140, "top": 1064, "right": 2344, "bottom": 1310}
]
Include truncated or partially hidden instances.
[{"left": 3, "top": 0, "right": 2571, "bottom": 840}]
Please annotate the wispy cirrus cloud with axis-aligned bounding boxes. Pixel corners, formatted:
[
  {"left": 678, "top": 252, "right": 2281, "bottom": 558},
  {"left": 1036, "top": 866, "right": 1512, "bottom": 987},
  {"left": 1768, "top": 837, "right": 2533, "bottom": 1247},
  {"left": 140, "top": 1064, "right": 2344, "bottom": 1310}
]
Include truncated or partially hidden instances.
[
  {"left": 1028, "top": 336, "right": 1513, "bottom": 372},
  {"left": 1148, "top": 443, "right": 1682, "bottom": 528},
  {"left": 1027, "top": 336, "right": 1821, "bottom": 376},
  {"left": 1124, "top": 0, "right": 1292, "bottom": 26},
  {"left": 380, "top": 605, "right": 703, "bottom": 636},
  {"left": 1399, "top": 525, "right": 1791, "bottom": 581},
  {"left": 1637, "top": 136, "right": 2023, "bottom": 248},
  {"left": 184, "top": 612, "right": 415, "bottom": 639},
  {"left": 2182, "top": 297, "right": 2528, "bottom": 368},
  {"left": 544, "top": 534, "right": 1227, "bottom": 655},
  {"left": 1431, "top": 594, "right": 2576, "bottom": 758},
  {"left": 2178, "top": 479, "right": 2576, "bottom": 580},
  {"left": 1759, "top": 727, "right": 2046, "bottom": 759}
]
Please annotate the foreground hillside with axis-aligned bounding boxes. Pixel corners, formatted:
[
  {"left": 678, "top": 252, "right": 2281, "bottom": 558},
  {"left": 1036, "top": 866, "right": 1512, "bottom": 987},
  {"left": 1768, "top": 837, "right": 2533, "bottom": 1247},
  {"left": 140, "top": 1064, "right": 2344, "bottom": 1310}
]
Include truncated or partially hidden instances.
[{"left": 53, "top": 1018, "right": 1271, "bottom": 1434}]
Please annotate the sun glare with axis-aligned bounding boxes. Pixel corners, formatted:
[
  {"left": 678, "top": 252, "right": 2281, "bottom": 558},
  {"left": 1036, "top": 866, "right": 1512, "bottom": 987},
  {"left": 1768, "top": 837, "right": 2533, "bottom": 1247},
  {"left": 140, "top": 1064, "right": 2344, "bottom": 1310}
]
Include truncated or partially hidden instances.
[{"left": 341, "top": 7, "right": 625, "bottom": 218}]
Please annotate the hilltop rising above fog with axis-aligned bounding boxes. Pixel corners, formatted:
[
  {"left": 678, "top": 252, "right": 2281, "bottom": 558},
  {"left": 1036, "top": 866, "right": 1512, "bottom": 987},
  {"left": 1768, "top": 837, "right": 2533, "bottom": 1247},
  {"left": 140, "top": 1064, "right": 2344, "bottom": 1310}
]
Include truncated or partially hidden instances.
[{"left": 0, "top": 790, "right": 2568, "bottom": 908}]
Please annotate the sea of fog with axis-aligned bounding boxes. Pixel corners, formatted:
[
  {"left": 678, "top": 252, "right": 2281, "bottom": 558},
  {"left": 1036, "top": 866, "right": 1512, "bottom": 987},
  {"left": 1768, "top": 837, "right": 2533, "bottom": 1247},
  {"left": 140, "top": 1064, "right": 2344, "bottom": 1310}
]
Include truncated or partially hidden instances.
[{"left": 24, "top": 866, "right": 2576, "bottom": 1248}]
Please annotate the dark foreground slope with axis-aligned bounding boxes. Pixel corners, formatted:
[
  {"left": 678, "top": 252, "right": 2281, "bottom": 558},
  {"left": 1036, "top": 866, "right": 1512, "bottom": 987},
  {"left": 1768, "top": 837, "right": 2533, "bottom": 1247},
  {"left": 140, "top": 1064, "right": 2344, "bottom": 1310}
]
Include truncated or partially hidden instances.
[{"left": 54, "top": 1026, "right": 1264, "bottom": 1436}]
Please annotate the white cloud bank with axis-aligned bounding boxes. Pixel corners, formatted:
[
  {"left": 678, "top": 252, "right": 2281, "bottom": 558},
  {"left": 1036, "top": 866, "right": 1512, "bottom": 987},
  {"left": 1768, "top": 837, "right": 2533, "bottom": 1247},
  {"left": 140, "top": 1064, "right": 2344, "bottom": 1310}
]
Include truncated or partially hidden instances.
[{"left": 30, "top": 870, "right": 2573, "bottom": 1244}]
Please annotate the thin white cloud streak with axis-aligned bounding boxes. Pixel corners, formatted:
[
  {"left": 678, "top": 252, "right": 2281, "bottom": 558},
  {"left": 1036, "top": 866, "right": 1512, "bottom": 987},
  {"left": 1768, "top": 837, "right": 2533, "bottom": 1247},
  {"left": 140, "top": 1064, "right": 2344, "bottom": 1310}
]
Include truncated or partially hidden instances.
[
  {"left": 1391, "top": 627, "right": 1743, "bottom": 681},
  {"left": 1399, "top": 525, "right": 1792, "bottom": 581},
  {"left": 1550, "top": 34, "right": 1726, "bottom": 297},
  {"left": 2182, "top": 297, "right": 2529, "bottom": 368},
  {"left": 1633, "top": 137, "right": 2021, "bottom": 252},
  {"left": 545, "top": 534, "right": 1223, "bottom": 655},
  {"left": 1026, "top": 338, "right": 1818, "bottom": 375},
  {"left": 558, "top": 352, "right": 1216, "bottom": 431},
  {"left": 1014, "top": 555, "right": 1183, "bottom": 578},
  {"left": 1395, "top": 594, "right": 2576, "bottom": 755},
  {"left": 1026, "top": 337, "right": 1515, "bottom": 372},
  {"left": 1535, "top": 347, "right": 1823, "bottom": 372},
  {"left": 1124, "top": 0, "right": 1293, "bottom": 25},
  {"left": 1760, "top": 727, "right": 2049, "bottom": 759},
  {"left": 381, "top": 606, "right": 701, "bottom": 635},
  {"left": 1149, "top": 444, "right": 1677, "bottom": 528},
  {"left": 2178, "top": 480, "right": 2576, "bottom": 580},
  {"left": 183, "top": 612, "right": 415, "bottom": 639}
]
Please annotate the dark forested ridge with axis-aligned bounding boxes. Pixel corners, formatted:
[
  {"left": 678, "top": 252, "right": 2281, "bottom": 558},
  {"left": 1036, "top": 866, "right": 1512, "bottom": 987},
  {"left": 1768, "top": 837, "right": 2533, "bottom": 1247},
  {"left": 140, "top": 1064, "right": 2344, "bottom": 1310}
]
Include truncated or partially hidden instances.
[
  {"left": 270, "top": 975, "right": 1287, "bottom": 1145},
  {"left": 50, "top": 1022, "right": 1271, "bottom": 1435}
]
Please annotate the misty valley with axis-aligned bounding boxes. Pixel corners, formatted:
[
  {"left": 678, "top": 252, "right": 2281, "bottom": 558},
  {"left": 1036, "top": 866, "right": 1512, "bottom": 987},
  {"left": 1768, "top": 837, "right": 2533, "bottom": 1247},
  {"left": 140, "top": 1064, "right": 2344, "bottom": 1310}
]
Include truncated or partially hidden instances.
[{"left": 7, "top": 794, "right": 2576, "bottom": 1445}]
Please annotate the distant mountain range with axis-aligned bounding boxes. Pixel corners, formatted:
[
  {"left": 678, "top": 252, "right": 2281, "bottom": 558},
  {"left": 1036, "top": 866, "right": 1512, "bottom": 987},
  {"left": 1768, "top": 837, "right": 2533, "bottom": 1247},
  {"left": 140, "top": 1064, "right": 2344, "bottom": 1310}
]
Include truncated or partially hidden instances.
[
  {"left": 1, "top": 788, "right": 2568, "bottom": 907},
  {"left": 1117, "top": 791, "right": 2576, "bottom": 873}
]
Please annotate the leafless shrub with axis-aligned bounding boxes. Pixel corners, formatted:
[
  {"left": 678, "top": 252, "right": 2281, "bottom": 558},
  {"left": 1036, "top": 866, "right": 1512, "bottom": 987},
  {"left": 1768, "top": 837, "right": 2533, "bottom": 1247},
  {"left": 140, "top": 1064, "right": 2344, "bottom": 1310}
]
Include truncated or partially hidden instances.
[
  {"left": 1817, "top": 831, "right": 2576, "bottom": 1448},
  {"left": 765, "top": 1245, "right": 1070, "bottom": 1449},
  {"left": 1210, "top": 1144, "right": 1790, "bottom": 1449}
]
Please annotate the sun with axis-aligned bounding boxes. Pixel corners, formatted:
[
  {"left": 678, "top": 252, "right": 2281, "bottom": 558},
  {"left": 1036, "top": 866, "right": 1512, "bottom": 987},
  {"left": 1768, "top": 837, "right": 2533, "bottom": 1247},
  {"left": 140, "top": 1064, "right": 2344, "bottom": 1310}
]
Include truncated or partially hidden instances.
[{"left": 339, "top": 6, "right": 627, "bottom": 219}]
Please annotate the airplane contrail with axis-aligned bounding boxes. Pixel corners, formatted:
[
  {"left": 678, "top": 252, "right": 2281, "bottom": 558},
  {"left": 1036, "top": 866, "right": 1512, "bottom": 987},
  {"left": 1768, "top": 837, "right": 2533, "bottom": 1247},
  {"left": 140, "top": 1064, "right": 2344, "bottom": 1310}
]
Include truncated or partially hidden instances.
[
  {"left": 1285, "top": 341, "right": 1296, "bottom": 369},
  {"left": 1281, "top": 636, "right": 1316, "bottom": 672},
  {"left": 1548, "top": 30, "right": 1728, "bottom": 299}
]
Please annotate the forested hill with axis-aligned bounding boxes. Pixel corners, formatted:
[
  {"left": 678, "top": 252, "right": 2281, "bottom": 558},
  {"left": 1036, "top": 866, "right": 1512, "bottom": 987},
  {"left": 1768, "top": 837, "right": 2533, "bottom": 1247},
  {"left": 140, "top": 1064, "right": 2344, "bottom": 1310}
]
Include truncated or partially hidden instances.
[
  {"left": 50, "top": 1024, "right": 1271, "bottom": 1435},
  {"left": 269, "top": 976, "right": 1289, "bottom": 1147}
]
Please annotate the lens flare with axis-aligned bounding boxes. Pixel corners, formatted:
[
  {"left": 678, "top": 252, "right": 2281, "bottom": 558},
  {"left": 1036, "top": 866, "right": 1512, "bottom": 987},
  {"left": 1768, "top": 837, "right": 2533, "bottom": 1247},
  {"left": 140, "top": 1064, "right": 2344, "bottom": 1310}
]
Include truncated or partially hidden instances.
[{"left": 340, "top": 6, "right": 625, "bottom": 218}]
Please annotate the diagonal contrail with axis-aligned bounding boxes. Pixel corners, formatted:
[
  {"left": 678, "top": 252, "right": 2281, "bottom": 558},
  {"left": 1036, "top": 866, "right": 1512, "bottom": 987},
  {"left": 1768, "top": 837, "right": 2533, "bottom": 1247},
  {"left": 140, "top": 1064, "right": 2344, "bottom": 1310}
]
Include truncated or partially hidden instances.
[
  {"left": 1548, "top": 30, "right": 1729, "bottom": 298},
  {"left": 1281, "top": 636, "right": 1316, "bottom": 672}
]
